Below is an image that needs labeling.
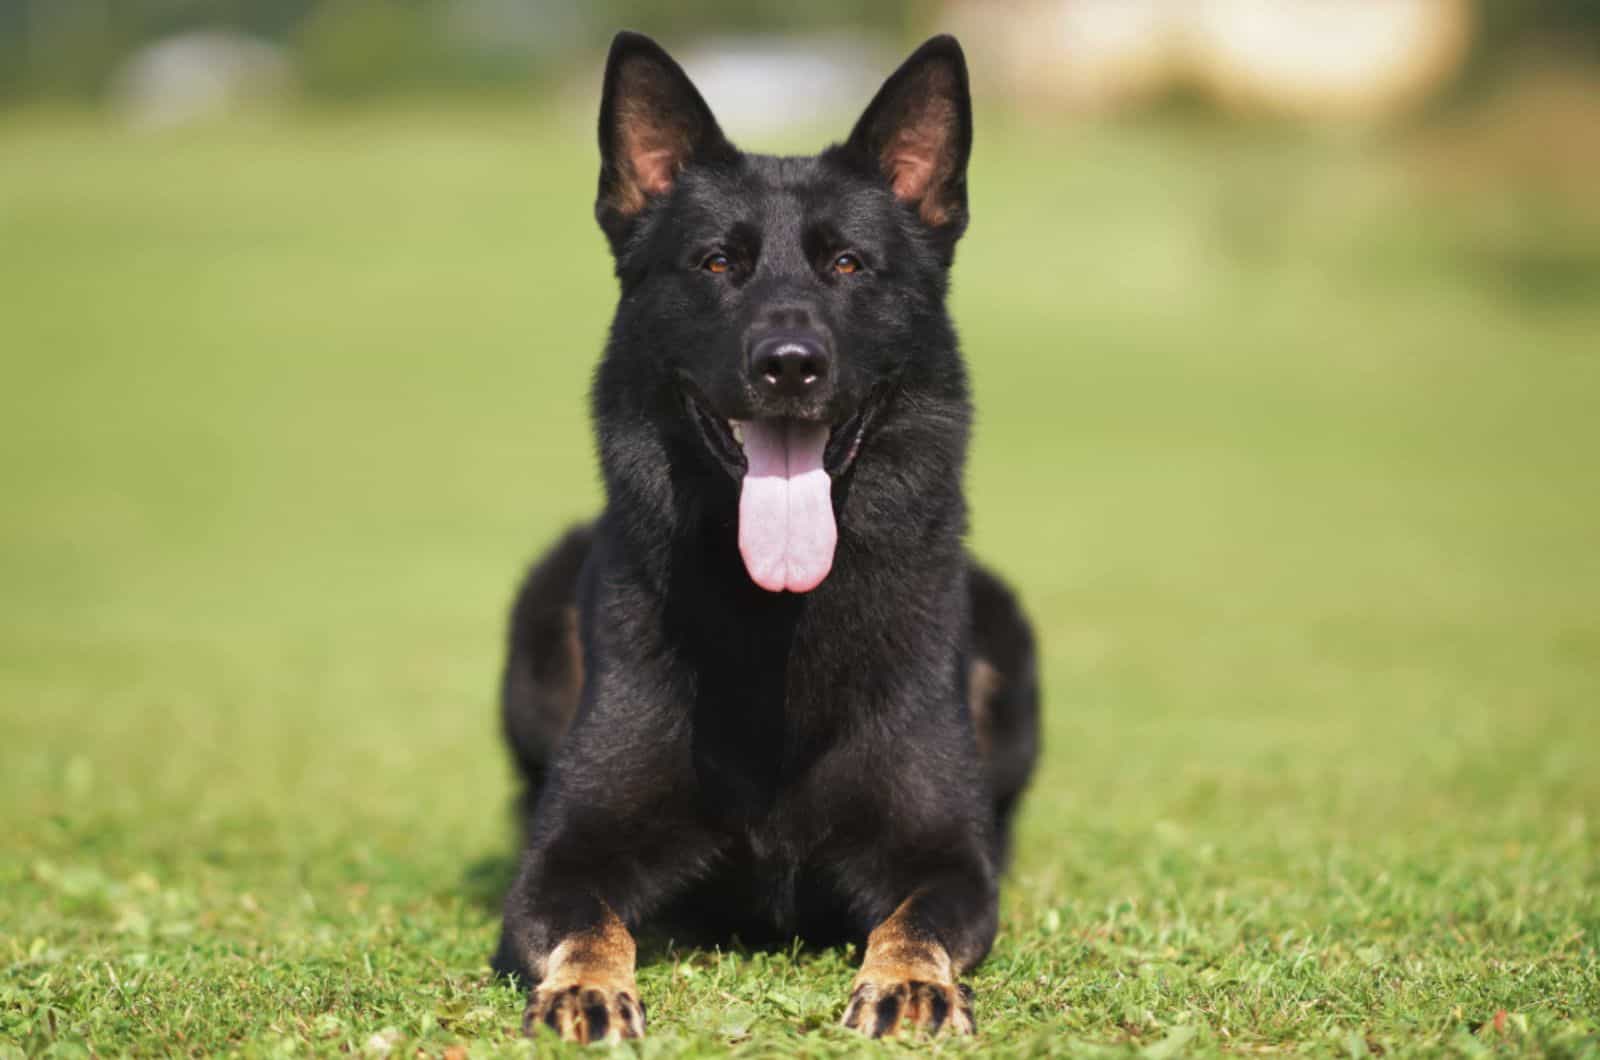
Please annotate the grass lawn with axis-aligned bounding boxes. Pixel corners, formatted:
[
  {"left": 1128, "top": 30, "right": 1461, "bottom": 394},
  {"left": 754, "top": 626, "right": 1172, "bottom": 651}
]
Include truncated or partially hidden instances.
[{"left": 1, "top": 106, "right": 1597, "bottom": 1057}]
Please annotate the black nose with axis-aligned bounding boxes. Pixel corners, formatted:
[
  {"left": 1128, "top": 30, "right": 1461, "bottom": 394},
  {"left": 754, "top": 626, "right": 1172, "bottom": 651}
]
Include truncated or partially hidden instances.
[{"left": 749, "top": 336, "right": 831, "bottom": 399}]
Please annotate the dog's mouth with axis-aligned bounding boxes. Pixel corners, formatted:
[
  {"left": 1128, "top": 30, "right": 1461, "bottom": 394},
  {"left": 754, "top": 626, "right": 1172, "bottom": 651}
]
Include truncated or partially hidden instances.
[
  {"left": 682, "top": 384, "right": 888, "bottom": 594},
  {"left": 683, "top": 387, "right": 883, "bottom": 481}
]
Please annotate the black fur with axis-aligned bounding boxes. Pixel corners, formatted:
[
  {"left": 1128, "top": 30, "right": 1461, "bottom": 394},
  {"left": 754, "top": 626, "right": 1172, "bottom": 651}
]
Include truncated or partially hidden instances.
[{"left": 492, "top": 30, "right": 1039, "bottom": 1028}]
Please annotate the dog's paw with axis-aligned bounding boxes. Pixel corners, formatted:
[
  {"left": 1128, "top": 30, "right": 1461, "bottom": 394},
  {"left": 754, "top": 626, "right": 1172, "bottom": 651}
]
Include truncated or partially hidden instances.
[
  {"left": 841, "top": 976, "right": 975, "bottom": 1038},
  {"left": 523, "top": 982, "right": 646, "bottom": 1044}
]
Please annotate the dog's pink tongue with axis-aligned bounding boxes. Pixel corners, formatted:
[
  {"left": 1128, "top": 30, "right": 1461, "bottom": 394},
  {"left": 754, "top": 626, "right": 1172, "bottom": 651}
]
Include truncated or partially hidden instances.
[{"left": 736, "top": 420, "right": 836, "bottom": 593}]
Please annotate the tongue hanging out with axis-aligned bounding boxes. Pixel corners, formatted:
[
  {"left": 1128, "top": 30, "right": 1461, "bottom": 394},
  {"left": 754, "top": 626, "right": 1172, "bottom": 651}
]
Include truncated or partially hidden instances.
[{"left": 735, "top": 419, "right": 836, "bottom": 593}]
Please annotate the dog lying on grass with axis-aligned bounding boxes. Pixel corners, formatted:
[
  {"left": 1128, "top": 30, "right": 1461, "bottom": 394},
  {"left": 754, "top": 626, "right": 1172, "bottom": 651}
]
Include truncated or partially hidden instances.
[{"left": 492, "top": 30, "right": 1039, "bottom": 1042}]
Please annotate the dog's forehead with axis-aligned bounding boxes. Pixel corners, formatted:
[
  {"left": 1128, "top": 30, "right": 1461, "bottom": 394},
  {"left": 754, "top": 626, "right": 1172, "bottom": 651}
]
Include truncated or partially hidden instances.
[{"left": 681, "top": 154, "right": 880, "bottom": 234}]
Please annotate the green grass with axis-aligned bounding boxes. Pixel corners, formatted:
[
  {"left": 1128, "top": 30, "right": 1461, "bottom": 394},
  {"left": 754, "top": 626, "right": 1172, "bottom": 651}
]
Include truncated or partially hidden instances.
[{"left": 1, "top": 106, "right": 1597, "bottom": 1057}]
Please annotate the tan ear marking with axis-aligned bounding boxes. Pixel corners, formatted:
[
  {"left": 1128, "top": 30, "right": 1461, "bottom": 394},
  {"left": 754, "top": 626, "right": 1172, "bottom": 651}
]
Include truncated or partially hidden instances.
[
  {"left": 872, "top": 68, "right": 961, "bottom": 226},
  {"left": 604, "top": 54, "right": 706, "bottom": 218},
  {"left": 614, "top": 87, "right": 692, "bottom": 211}
]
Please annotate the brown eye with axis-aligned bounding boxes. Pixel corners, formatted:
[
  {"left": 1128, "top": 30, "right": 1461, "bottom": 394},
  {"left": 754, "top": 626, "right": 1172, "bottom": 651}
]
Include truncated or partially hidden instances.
[
  {"left": 832, "top": 253, "right": 862, "bottom": 275},
  {"left": 703, "top": 253, "right": 731, "bottom": 274}
]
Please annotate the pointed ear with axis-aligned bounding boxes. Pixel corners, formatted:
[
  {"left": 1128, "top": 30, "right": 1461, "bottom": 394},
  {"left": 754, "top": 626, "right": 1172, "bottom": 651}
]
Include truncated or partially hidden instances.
[
  {"left": 595, "top": 32, "right": 735, "bottom": 247},
  {"left": 842, "top": 36, "right": 973, "bottom": 238}
]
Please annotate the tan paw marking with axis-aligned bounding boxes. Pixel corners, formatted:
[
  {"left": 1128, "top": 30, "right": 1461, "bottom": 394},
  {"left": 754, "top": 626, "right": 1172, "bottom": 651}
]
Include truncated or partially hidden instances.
[
  {"left": 522, "top": 910, "right": 645, "bottom": 1043},
  {"left": 841, "top": 905, "right": 975, "bottom": 1037},
  {"left": 842, "top": 975, "right": 974, "bottom": 1037},
  {"left": 524, "top": 981, "right": 646, "bottom": 1044}
]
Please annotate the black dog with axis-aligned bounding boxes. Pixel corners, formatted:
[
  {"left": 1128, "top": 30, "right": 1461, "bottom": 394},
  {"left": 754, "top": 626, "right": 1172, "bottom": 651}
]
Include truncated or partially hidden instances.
[{"left": 492, "top": 31, "right": 1039, "bottom": 1042}]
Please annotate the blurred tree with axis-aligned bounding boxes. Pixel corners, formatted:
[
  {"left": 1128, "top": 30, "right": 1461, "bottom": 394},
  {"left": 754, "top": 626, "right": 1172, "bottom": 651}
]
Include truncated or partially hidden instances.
[
  {"left": 1459, "top": 0, "right": 1600, "bottom": 93},
  {"left": 587, "top": 0, "right": 916, "bottom": 37},
  {"left": 293, "top": 0, "right": 442, "bottom": 99}
]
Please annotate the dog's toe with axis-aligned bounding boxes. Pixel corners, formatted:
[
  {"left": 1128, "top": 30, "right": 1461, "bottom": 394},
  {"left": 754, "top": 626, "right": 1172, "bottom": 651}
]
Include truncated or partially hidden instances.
[
  {"left": 523, "top": 982, "right": 646, "bottom": 1043},
  {"left": 842, "top": 976, "right": 973, "bottom": 1038}
]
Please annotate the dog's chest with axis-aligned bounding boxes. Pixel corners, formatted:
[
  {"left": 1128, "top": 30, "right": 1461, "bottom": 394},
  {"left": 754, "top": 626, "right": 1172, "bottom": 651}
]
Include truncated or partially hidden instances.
[{"left": 688, "top": 820, "right": 854, "bottom": 945}]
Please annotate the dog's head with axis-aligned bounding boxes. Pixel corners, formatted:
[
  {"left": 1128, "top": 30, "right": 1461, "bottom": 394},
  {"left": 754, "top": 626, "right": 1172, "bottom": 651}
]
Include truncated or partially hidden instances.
[{"left": 592, "top": 32, "right": 973, "bottom": 594}]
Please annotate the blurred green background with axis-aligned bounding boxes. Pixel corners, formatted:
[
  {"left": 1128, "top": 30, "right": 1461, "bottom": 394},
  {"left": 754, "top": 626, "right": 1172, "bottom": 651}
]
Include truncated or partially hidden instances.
[{"left": 2, "top": 2, "right": 1598, "bottom": 1056}]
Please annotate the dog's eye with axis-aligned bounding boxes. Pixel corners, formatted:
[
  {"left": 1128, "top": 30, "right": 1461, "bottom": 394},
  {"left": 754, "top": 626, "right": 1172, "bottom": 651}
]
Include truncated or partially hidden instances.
[
  {"left": 832, "top": 253, "right": 862, "bottom": 275},
  {"left": 702, "top": 253, "right": 732, "bottom": 274}
]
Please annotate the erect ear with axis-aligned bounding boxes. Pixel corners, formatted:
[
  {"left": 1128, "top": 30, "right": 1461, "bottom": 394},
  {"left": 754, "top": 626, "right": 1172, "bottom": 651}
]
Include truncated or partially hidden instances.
[
  {"left": 842, "top": 35, "right": 973, "bottom": 238},
  {"left": 595, "top": 31, "right": 735, "bottom": 246}
]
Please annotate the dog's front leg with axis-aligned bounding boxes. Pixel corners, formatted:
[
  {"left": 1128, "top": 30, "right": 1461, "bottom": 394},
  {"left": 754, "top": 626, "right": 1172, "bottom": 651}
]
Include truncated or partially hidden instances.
[
  {"left": 496, "top": 870, "right": 646, "bottom": 1044},
  {"left": 497, "top": 785, "right": 721, "bottom": 1043},
  {"left": 494, "top": 763, "right": 718, "bottom": 1044},
  {"left": 525, "top": 904, "right": 644, "bottom": 1043},
  {"left": 841, "top": 869, "right": 996, "bottom": 1038}
]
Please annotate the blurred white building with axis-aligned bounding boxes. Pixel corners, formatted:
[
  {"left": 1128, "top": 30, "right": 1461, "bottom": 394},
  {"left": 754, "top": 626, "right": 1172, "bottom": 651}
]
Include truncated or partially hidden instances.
[
  {"left": 111, "top": 30, "right": 294, "bottom": 129},
  {"left": 946, "top": 0, "right": 1475, "bottom": 119}
]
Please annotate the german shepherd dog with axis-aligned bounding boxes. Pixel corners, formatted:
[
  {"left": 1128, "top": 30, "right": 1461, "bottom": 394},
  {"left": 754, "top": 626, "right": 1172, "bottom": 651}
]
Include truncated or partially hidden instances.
[{"left": 492, "top": 31, "right": 1039, "bottom": 1042}]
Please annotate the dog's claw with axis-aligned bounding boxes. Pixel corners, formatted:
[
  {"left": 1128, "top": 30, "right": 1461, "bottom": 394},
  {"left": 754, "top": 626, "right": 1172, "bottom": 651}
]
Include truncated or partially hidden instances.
[
  {"left": 523, "top": 983, "right": 646, "bottom": 1043},
  {"left": 841, "top": 977, "right": 975, "bottom": 1038}
]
